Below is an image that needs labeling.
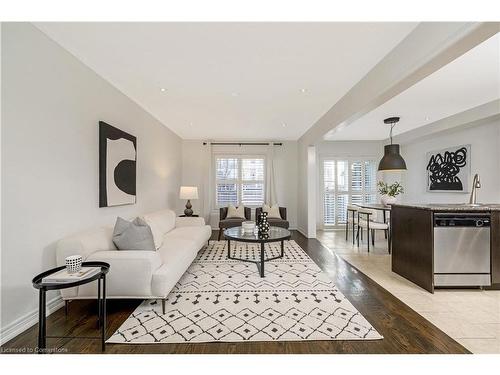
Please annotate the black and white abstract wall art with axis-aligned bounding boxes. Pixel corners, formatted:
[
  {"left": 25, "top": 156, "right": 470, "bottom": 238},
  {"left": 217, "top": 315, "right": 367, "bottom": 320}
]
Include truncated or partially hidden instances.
[
  {"left": 426, "top": 144, "right": 471, "bottom": 193},
  {"left": 99, "top": 121, "right": 137, "bottom": 207}
]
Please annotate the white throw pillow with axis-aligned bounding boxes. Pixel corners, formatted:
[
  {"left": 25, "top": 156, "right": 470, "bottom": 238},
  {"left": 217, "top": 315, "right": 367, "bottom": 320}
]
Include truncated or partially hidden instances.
[
  {"left": 263, "top": 204, "right": 281, "bottom": 219},
  {"left": 227, "top": 205, "right": 245, "bottom": 219}
]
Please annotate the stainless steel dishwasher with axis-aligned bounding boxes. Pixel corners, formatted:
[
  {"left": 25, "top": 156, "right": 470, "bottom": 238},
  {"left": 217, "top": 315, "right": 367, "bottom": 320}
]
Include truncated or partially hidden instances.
[{"left": 433, "top": 213, "right": 491, "bottom": 287}]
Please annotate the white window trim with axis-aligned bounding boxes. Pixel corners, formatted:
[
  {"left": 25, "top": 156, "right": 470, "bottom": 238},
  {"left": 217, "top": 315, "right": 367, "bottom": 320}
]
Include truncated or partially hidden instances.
[
  {"left": 319, "top": 155, "right": 378, "bottom": 229},
  {"left": 212, "top": 153, "right": 267, "bottom": 209}
]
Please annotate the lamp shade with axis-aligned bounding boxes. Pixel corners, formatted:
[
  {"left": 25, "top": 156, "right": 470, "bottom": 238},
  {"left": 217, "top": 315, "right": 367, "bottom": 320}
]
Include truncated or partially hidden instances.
[
  {"left": 378, "top": 144, "right": 407, "bottom": 171},
  {"left": 179, "top": 186, "right": 199, "bottom": 200}
]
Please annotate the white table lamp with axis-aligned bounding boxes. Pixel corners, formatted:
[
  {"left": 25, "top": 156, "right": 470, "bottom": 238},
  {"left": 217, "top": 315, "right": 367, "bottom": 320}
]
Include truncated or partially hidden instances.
[{"left": 179, "top": 186, "right": 199, "bottom": 216}]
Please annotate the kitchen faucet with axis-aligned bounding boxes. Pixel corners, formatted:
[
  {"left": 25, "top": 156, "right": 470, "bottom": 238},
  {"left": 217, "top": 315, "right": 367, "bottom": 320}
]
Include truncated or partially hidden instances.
[{"left": 469, "top": 173, "right": 481, "bottom": 205}]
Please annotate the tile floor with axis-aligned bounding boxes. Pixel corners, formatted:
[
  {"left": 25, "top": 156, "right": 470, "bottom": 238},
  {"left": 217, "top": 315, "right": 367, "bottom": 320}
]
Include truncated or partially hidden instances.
[{"left": 316, "top": 228, "right": 500, "bottom": 354}]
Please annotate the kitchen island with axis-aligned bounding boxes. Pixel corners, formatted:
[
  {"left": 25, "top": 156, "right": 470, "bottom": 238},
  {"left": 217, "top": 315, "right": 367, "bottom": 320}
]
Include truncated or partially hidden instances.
[{"left": 391, "top": 203, "right": 500, "bottom": 293}]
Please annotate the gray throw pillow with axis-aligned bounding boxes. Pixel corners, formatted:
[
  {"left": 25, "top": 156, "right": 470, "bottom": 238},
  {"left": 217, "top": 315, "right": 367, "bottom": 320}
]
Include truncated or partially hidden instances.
[{"left": 112, "top": 217, "right": 156, "bottom": 251}]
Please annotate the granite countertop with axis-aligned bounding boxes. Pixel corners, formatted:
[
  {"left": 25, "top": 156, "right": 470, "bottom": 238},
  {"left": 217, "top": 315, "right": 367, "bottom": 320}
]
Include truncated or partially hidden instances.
[{"left": 391, "top": 203, "right": 500, "bottom": 211}]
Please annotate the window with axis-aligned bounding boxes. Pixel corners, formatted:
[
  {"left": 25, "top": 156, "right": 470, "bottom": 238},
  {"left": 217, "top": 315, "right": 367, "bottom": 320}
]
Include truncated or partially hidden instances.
[
  {"left": 322, "top": 158, "right": 377, "bottom": 226},
  {"left": 215, "top": 156, "right": 265, "bottom": 207}
]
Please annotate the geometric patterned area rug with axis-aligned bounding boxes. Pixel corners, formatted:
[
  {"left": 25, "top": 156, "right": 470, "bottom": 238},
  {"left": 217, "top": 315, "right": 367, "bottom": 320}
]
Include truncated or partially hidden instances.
[{"left": 107, "top": 240, "right": 383, "bottom": 343}]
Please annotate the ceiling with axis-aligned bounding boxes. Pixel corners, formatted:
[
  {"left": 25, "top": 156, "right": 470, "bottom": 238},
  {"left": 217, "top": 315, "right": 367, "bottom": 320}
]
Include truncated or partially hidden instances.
[
  {"left": 324, "top": 32, "right": 500, "bottom": 141},
  {"left": 35, "top": 22, "right": 417, "bottom": 140}
]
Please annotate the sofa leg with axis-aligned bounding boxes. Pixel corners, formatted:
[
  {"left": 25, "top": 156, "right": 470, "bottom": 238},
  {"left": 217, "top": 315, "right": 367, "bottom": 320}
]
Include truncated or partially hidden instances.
[
  {"left": 161, "top": 298, "right": 166, "bottom": 315},
  {"left": 218, "top": 230, "right": 222, "bottom": 241}
]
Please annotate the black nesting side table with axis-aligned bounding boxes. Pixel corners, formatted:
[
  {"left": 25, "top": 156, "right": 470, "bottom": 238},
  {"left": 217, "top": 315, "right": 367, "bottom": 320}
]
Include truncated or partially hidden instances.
[{"left": 32, "top": 261, "right": 110, "bottom": 353}]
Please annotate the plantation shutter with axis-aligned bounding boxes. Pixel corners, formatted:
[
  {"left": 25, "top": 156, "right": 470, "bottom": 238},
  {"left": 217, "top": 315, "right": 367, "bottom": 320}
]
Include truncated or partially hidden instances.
[
  {"left": 336, "top": 160, "right": 348, "bottom": 224},
  {"left": 215, "top": 157, "right": 265, "bottom": 207},
  {"left": 322, "top": 158, "right": 378, "bottom": 226},
  {"left": 216, "top": 158, "right": 238, "bottom": 206},
  {"left": 241, "top": 158, "right": 265, "bottom": 206},
  {"left": 364, "top": 160, "right": 377, "bottom": 203},
  {"left": 323, "top": 160, "right": 336, "bottom": 225},
  {"left": 351, "top": 162, "right": 363, "bottom": 192}
]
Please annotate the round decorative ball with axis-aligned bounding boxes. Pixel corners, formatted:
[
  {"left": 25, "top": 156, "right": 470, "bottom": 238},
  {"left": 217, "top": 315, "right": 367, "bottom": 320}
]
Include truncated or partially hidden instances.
[{"left": 66, "top": 255, "right": 83, "bottom": 274}]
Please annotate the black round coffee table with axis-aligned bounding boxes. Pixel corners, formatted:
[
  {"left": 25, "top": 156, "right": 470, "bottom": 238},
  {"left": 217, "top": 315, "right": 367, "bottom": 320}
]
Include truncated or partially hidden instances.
[
  {"left": 32, "top": 261, "right": 109, "bottom": 353},
  {"left": 223, "top": 226, "right": 291, "bottom": 277}
]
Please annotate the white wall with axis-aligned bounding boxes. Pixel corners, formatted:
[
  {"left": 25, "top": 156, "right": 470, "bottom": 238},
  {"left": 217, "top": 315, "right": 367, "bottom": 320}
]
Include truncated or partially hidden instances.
[
  {"left": 272, "top": 142, "right": 298, "bottom": 229},
  {"left": 180, "top": 140, "right": 212, "bottom": 219},
  {"left": 307, "top": 146, "right": 317, "bottom": 236},
  {"left": 400, "top": 119, "right": 500, "bottom": 204},
  {"left": 1, "top": 23, "right": 182, "bottom": 339},
  {"left": 296, "top": 139, "right": 308, "bottom": 235},
  {"left": 181, "top": 140, "right": 298, "bottom": 229}
]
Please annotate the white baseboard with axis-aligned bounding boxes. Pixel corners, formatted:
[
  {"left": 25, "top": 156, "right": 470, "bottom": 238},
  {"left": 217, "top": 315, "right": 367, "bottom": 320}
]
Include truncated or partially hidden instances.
[
  {"left": 296, "top": 227, "right": 308, "bottom": 237},
  {"left": 296, "top": 227, "right": 319, "bottom": 239},
  {"left": 0, "top": 295, "right": 64, "bottom": 346}
]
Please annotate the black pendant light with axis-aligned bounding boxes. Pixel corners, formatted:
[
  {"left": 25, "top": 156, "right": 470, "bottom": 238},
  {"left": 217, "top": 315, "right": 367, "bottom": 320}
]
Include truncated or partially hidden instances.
[{"left": 378, "top": 117, "right": 407, "bottom": 171}]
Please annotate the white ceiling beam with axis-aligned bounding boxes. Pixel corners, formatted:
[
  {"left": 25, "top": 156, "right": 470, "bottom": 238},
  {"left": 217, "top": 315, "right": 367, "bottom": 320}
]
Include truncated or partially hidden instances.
[
  {"left": 393, "top": 99, "right": 500, "bottom": 145},
  {"left": 299, "top": 22, "right": 500, "bottom": 145}
]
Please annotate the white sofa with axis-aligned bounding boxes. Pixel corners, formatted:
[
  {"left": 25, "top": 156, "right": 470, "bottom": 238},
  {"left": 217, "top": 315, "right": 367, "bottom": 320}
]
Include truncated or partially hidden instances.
[{"left": 56, "top": 209, "right": 211, "bottom": 313}]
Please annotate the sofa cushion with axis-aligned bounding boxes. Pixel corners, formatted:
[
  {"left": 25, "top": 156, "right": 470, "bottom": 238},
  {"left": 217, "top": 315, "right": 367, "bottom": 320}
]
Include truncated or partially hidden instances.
[
  {"left": 80, "top": 250, "right": 163, "bottom": 297},
  {"left": 112, "top": 217, "right": 155, "bottom": 251},
  {"left": 142, "top": 209, "right": 176, "bottom": 249},
  {"left": 165, "top": 225, "right": 212, "bottom": 252},
  {"left": 157, "top": 236, "right": 198, "bottom": 262}
]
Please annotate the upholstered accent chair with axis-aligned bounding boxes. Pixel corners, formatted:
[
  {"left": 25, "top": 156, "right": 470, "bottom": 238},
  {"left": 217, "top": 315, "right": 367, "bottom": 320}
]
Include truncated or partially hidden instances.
[
  {"left": 255, "top": 207, "right": 289, "bottom": 229},
  {"left": 218, "top": 206, "right": 251, "bottom": 240}
]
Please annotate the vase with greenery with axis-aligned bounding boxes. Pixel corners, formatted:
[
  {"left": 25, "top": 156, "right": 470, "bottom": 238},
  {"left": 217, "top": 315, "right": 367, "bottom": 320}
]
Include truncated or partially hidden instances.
[{"left": 377, "top": 181, "right": 404, "bottom": 206}]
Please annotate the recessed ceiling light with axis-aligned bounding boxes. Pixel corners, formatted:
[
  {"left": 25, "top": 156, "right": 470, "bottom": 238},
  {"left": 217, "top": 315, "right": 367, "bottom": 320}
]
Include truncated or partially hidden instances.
[
  {"left": 425, "top": 116, "right": 430, "bottom": 121},
  {"left": 160, "top": 88, "right": 167, "bottom": 92},
  {"left": 282, "top": 123, "right": 287, "bottom": 127},
  {"left": 300, "top": 88, "right": 307, "bottom": 93}
]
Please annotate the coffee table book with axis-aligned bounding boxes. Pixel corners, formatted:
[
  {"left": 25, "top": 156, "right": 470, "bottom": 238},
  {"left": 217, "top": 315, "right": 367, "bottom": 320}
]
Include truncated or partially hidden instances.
[{"left": 41, "top": 267, "right": 101, "bottom": 283}]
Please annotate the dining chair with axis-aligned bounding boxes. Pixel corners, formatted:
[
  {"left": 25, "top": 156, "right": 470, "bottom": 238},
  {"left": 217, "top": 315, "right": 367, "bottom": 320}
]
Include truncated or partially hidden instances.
[
  {"left": 357, "top": 208, "right": 390, "bottom": 252},
  {"left": 345, "top": 204, "right": 359, "bottom": 245}
]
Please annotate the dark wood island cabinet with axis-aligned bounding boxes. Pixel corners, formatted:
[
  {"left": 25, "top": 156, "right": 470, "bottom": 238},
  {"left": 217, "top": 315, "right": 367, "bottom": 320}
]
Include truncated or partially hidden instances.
[
  {"left": 491, "top": 210, "right": 500, "bottom": 285},
  {"left": 391, "top": 204, "right": 500, "bottom": 293}
]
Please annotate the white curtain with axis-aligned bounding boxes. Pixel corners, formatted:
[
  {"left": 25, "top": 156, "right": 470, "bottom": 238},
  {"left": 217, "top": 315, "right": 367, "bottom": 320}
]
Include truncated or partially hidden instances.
[
  {"left": 266, "top": 144, "right": 278, "bottom": 205},
  {"left": 202, "top": 142, "right": 213, "bottom": 224}
]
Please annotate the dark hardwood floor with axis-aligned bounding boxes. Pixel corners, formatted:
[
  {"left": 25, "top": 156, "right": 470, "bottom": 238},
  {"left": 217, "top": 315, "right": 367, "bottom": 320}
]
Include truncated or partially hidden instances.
[{"left": 1, "top": 230, "right": 469, "bottom": 354}]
